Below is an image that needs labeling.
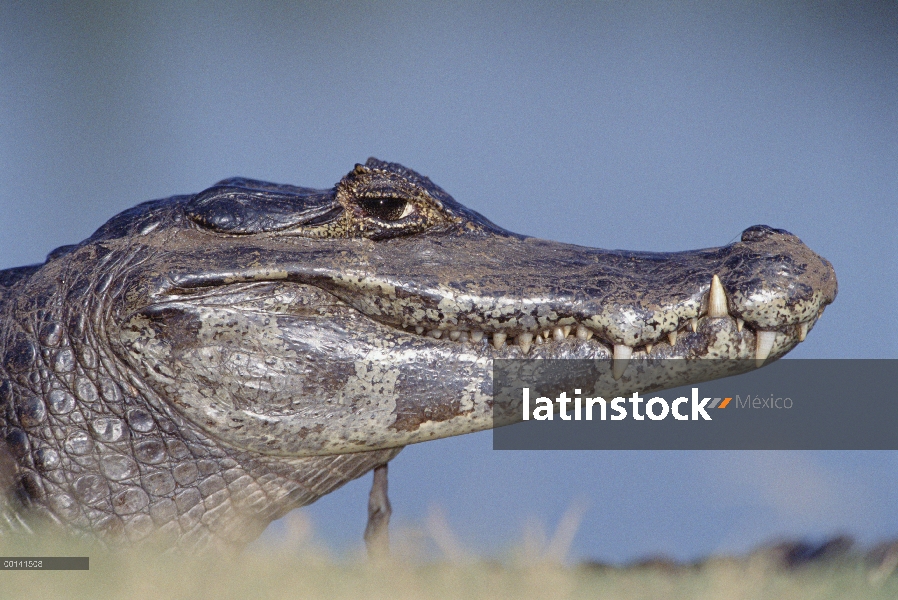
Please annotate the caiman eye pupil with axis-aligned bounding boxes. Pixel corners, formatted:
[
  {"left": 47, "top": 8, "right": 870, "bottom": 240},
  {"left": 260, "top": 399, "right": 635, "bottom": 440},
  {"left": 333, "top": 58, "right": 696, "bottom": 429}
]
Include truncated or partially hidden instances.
[{"left": 359, "top": 197, "right": 409, "bottom": 221}]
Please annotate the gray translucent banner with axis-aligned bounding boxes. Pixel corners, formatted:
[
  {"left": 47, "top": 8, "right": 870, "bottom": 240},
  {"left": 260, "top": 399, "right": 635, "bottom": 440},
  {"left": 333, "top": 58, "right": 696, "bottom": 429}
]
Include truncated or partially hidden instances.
[
  {"left": 492, "top": 359, "right": 897, "bottom": 450},
  {"left": 0, "top": 557, "right": 89, "bottom": 570}
]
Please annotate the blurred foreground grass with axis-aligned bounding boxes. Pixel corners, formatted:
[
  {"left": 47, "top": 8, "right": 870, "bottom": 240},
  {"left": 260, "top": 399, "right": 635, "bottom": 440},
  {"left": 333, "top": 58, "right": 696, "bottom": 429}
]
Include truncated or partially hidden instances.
[{"left": 1, "top": 513, "right": 895, "bottom": 600}]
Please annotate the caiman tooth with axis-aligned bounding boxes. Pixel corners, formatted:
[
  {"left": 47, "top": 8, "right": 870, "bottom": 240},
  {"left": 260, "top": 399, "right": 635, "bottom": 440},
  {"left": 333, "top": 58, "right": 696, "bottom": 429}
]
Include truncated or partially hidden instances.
[
  {"left": 586, "top": 329, "right": 594, "bottom": 340},
  {"left": 645, "top": 343, "right": 653, "bottom": 353},
  {"left": 517, "top": 333, "right": 533, "bottom": 354},
  {"left": 736, "top": 318, "right": 744, "bottom": 332},
  {"left": 553, "top": 327, "right": 565, "bottom": 341},
  {"left": 612, "top": 344, "right": 632, "bottom": 380},
  {"left": 448, "top": 330, "right": 461, "bottom": 341},
  {"left": 429, "top": 329, "right": 443, "bottom": 339},
  {"left": 457, "top": 331, "right": 469, "bottom": 343},
  {"left": 575, "top": 325, "right": 589, "bottom": 340},
  {"left": 755, "top": 331, "right": 776, "bottom": 365},
  {"left": 470, "top": 330, "right": 484, "bottom": 343},
  {"left": 797, "top": 322, "right": 808, "bottom": 342},
  {"left": 707, "top": 275, "right": 729, "bottom": 318},
  {"left": 668, "top": 331, "right": 677, "bottom": 346},
  {"left": 535, "top": 334, "right": 544, "bottom": 345},
  {"left": 492, "top": 332, "right": 507, "bottom": 350},
  {"left": 415, "top": 326, "right": 424, "bottom": 335},
  {"left": 690, "top": 318, "right": 698, "bottom": 333},
  {"left": 562, "top": 325, "right": 572, "bottom": 338}
]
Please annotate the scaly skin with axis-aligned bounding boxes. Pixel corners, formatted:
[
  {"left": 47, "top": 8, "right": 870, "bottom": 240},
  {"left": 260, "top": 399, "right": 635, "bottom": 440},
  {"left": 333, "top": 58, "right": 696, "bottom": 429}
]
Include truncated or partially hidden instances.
[{"left": 0, "top": 159, "right": 836, "bottom": 551}]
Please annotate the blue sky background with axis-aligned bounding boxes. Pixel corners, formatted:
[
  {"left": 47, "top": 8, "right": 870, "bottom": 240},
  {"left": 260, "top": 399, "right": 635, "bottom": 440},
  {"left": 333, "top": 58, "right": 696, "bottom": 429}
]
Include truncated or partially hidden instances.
[{"left": 1, "top": 1, "right": 896, "bottom": 563}]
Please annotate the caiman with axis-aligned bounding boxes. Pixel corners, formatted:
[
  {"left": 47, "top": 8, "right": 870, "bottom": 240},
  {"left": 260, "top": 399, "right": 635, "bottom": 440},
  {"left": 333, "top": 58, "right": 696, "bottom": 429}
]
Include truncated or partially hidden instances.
[{"left": 0, "top": 159, "right": 837, "bottom": 552}]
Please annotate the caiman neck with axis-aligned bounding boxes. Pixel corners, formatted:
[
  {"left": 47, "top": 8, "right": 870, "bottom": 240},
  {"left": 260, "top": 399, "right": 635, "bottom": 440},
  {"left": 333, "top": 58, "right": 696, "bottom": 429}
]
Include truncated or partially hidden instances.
[{"left": 0, "top": 281, "right": 398, "bottom": 550}]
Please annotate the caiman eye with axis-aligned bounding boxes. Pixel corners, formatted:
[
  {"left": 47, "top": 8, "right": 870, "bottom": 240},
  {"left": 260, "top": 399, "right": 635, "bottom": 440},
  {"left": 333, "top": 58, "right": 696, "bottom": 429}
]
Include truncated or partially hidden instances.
[{"left": 358, "top": 196, "right": 413, "bottom": 221}]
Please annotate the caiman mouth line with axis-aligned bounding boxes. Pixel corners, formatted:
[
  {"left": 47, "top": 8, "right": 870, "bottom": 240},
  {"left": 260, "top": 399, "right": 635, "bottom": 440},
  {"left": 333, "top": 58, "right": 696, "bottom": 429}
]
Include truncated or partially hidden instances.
[
  {"left": 165, "top": 265, "right": 824, "bottom": 383},
  {"left": 388, "top": 276, "right": 820, "bottom": 369}
]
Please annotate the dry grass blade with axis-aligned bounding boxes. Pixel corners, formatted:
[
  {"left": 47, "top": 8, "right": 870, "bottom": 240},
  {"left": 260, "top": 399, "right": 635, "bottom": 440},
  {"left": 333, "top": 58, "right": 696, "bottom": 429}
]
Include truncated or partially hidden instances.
[
  {"left": 426, "top": 505, "right": 469, "bottom": 562},
  {"left": 544, "top": 499, "right": 588, "bottom": 564}
]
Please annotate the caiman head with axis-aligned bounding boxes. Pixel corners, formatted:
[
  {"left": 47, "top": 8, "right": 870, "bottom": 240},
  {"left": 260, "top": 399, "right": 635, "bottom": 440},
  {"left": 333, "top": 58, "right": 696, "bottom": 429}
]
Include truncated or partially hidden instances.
[
  {"left": 0, "top": 158, "right": 837, "bottom": 547},
  {"left": 74, "top": 158, "right": 835, "bottom": 458}
]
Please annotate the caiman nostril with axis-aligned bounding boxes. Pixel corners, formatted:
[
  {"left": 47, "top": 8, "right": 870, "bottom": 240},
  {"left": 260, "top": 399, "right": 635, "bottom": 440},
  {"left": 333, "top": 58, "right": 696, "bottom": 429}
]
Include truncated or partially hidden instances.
[{"left": 741, "top": 224, "right": 792, "bottom": 242}]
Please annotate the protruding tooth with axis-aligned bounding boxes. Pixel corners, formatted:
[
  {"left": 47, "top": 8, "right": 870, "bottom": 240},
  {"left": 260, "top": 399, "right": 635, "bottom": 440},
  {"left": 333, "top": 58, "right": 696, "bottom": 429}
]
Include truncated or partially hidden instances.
[
  {"left": 586, "top": 330, "right": 593, "bottom": 340},
  {"left": 492, "top": 332, "right": 507, "bottom": 350},
  {"left": 707, "top": 275, "right": 729, "bottom": 318},
  {"left": 429, "top": 329, "right": 443, "bottom": 339},
  {"left": 755, "top": 331, "right": 776, "bottom": 365},
  {"left": 736, "top": 318, "right": 744, "bottom": 332},
  {"left": 543, "top": 330, "right": 552, "bottom": 340},
  {"left": 612, "top": 344, "right": 633, "bottom": 380},
  {"left": 575, "top": 325, "right": 589, "bottom": 340},
  {"left": 690, "top": 318, "right": 698, "bottom": 333},
  {"left": 553, "top": 327, "right": 565, "bottom": 341},
  {"left": 415, "top": 326, "right": 424, "bottom": 335},
  {"left": 562, "top": 325, "right": 572, "bottom": 338},
  {"left": 457, "top": 331, "right": 469, "bottom": 343},
  {"left": 535, "top": 335, "right": 544, "bottom": 345},
  {"left": 613, "top": 344, "right": 632, "bottom": 360},
  {"left": 645, "top": 343, "right": 653, "bottom": 353},
  {"left": 470, "top": 330, "right": 484, "bottom": 343},
  {"left": 668, "top": 331, "right": 677, "bottom": 346},
  {"left": 517, "top": 333, "right": 533, "bottom": 354},
  {"left": 797, "top": 322, "right": 808, "bottom": 342},
  {"left": 449, "top": 330, "right": 461, "bottom": 341}
]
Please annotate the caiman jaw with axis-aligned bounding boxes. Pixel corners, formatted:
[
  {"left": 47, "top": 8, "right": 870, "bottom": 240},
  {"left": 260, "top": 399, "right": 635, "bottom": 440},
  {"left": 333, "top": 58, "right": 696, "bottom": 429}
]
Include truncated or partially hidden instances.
[
  {"left": 336, "top": 280, "right": 825, "bottom": 381},
  {"left": 383, "top": 285, "right": 823, "bottom": 373},
  {"left": 305, "top": 225, "right": 837, "bottom": 378}
]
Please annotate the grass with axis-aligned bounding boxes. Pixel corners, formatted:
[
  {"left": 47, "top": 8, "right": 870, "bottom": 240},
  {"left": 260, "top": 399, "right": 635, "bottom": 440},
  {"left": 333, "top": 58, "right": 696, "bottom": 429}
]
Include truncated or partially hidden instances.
[
  {"left": 1, "top": 547, "right": 894, "bottom": 600},
  {"left": 0, "top": 512, "right": 895, "bottom": 600}
]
